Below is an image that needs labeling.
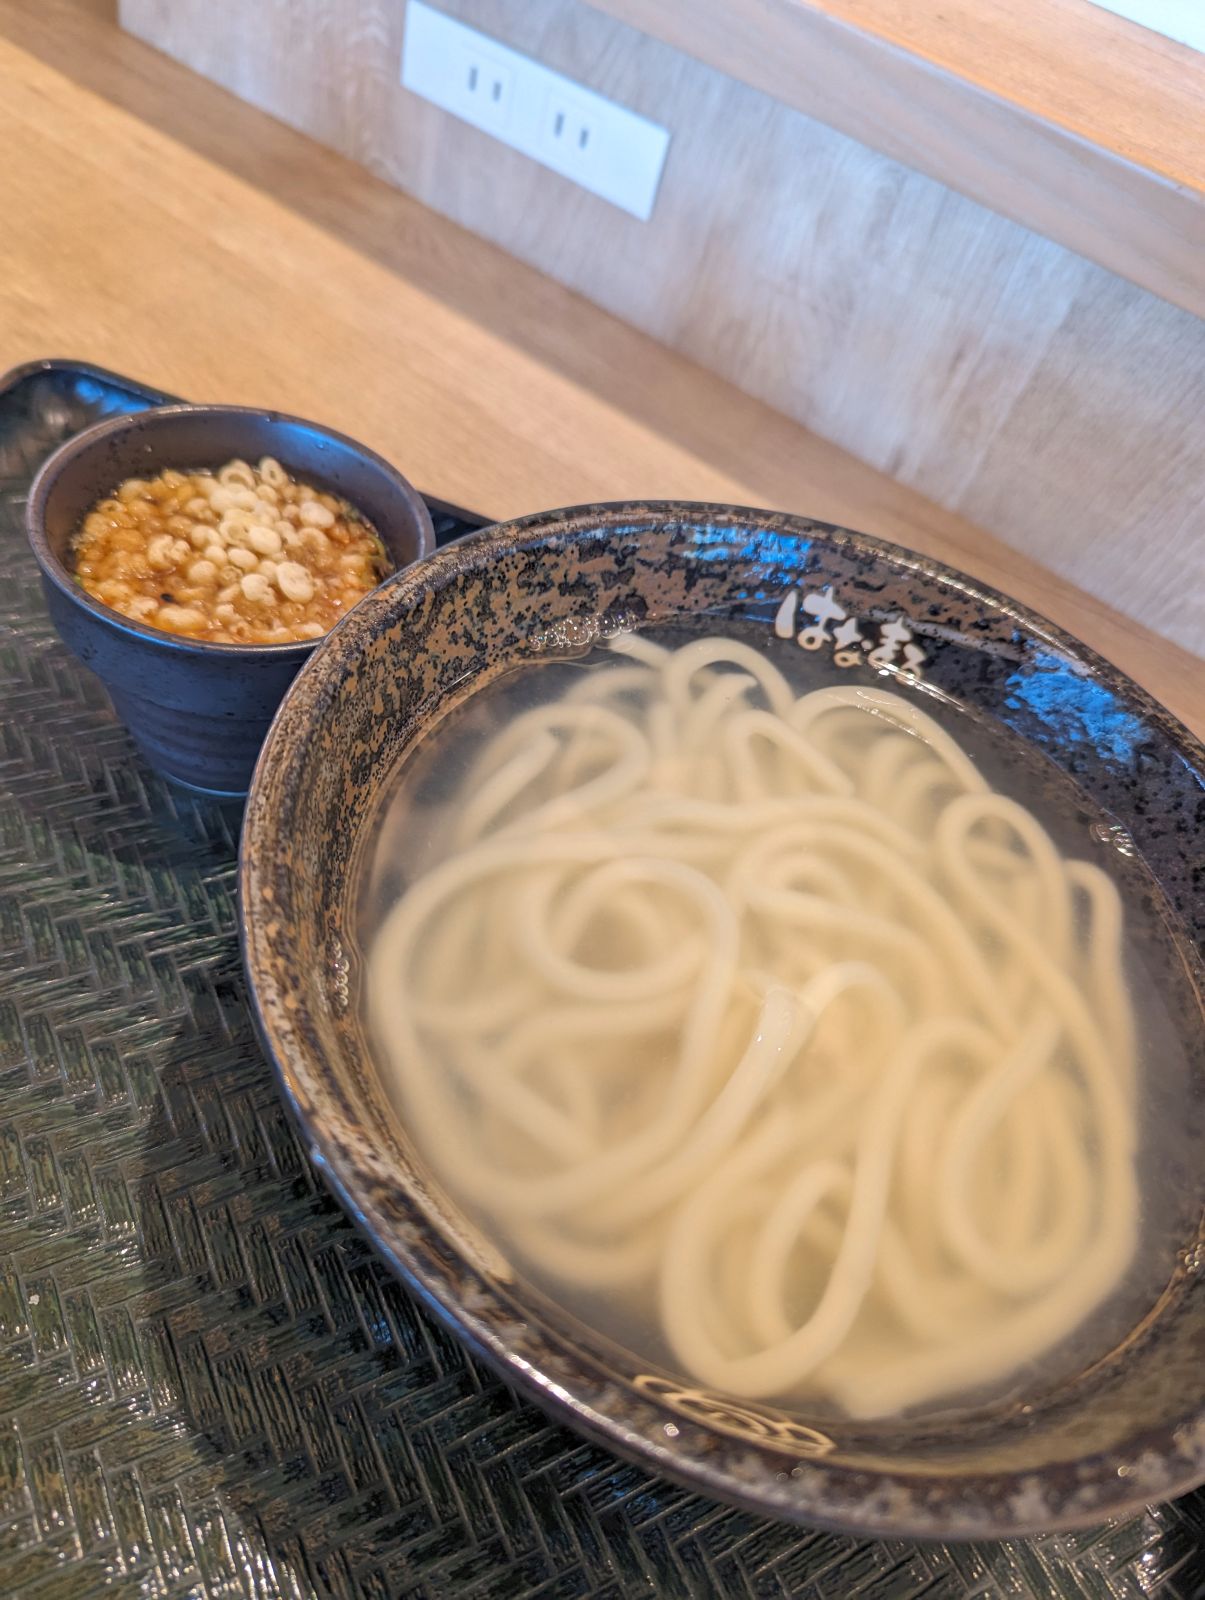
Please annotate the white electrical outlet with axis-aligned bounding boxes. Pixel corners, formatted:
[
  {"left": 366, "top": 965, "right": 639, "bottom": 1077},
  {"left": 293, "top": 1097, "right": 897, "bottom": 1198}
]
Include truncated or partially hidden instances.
[{"left": 401, "top": 1, "right": 671, "bottom": 220}]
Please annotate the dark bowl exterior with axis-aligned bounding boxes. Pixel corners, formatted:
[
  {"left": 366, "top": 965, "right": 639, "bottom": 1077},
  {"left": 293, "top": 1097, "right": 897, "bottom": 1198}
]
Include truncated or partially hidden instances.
[
  {"left": 240, "top": 502, "right": 1205, "bottom": 1538},
  {"left": 26, "top": 404, "right": 436, "bottom": 795}
]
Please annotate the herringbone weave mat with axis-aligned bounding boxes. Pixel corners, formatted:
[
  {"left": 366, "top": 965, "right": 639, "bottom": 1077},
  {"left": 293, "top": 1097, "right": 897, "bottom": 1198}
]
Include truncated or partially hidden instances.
[{"left": 0, "top": 364, "right": 1200, "bottom": 1599}]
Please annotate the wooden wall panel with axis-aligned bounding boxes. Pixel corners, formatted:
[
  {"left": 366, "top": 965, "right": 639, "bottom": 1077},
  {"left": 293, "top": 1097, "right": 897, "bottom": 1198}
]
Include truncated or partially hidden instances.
[
  {"left": 120, "top": 0, "right": 1205, "bottom": 655},
  {"left": 588, "top": 0, "right": 1205, "bottom": 318}
]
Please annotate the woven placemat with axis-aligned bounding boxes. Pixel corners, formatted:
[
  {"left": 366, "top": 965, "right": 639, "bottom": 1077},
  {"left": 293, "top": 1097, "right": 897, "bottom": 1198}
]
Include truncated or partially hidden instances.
[{"left": 0, "top": 362, "right": 1201, "bottom": 1600}]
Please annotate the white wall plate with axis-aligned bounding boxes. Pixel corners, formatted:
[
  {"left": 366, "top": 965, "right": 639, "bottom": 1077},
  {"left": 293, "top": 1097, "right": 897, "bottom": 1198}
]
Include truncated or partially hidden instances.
[{"left": 401, "top": 1, "right": 672, "bottom": 221}]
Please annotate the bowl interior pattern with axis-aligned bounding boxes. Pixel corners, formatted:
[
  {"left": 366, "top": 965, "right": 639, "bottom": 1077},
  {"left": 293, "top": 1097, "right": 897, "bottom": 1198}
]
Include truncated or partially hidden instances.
[{"left": 241, "top": 503, "right": 1205, "bottom": 1538}]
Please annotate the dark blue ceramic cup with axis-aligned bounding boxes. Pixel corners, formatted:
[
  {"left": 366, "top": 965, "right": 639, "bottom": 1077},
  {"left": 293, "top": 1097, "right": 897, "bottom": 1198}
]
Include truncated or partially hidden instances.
[{"left": 26, "top": 404, "right": 435, "bottom": 797}]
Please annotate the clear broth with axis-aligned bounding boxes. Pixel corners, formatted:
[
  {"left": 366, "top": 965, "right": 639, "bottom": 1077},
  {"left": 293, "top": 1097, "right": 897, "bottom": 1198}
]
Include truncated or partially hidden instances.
[{"left": 353, "top": 627, "right": 1201, "bottom": 1420}]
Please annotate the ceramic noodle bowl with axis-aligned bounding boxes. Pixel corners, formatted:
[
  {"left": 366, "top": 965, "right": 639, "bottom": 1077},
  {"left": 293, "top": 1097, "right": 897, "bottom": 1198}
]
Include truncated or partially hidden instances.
[{"left": 240, "top": 502, "right": 1205, "bottom": 1538}]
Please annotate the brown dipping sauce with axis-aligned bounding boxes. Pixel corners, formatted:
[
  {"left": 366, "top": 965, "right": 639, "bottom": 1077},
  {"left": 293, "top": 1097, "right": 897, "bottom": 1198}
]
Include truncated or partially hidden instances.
[{"left": 72, "top": 455, "right": 390, "bottom": 644}]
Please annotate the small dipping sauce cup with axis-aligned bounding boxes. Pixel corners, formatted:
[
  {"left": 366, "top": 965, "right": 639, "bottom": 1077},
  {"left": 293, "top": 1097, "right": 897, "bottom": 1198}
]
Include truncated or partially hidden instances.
[{"left": 26, "top": 403, "right": 435, "bottom": 797}]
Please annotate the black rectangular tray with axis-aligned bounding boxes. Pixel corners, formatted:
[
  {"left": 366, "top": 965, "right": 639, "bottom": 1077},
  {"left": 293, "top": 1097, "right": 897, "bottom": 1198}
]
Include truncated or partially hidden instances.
[{"left": 0, "top": 359, "right": 1200, "bottom": 1600}]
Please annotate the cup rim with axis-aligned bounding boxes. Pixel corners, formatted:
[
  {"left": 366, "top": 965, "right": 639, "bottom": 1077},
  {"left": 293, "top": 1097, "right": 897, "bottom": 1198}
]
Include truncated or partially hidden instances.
[{"left": 25, "top": 401, "right": 437, "bottom": 658}]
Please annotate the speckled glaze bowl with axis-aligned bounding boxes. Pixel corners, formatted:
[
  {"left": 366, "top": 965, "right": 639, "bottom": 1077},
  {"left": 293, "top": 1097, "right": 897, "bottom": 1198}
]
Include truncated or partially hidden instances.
[
  {"left": 26, "top": 403, "right": 435, "bottom": 796},
  {"left": 240, "top": 503, "right": 1205, "bottom": 1538}
]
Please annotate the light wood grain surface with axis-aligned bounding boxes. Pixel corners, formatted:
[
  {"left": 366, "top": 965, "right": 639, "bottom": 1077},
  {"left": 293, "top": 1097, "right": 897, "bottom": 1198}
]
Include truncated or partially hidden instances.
[
  {"left": 121, "top": 0, "right": 1205, "bottom": 658},
  {"left": 588, "top": 0, "right": 1205, "bottom": 320},
  {"left": 1, "top": 0, "right": 1201, "bottom": 740}
]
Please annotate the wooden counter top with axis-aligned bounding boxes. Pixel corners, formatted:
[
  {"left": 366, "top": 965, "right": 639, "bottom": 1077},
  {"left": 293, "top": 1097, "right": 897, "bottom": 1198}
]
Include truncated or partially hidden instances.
[{"left": 1, "top": 0, "right": 1201, "bottom": 739}]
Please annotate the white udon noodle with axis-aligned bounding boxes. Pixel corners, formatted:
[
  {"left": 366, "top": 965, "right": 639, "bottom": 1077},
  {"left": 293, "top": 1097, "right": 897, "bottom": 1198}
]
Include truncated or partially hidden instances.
[{"left": 368, "top": 634, "right": 1139, "bottom": 1419}]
